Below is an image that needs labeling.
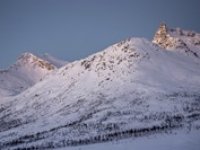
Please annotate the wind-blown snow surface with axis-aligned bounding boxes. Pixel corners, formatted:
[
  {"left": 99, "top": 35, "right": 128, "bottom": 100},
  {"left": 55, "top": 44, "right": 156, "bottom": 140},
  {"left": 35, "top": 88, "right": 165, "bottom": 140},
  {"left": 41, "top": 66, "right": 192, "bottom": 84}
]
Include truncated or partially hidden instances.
[
  {"left": 41, "top": 53, "right": 68, "bottom": 68},
  {"left": 0, "top": 27, "right": 200, "bottom": 149}
]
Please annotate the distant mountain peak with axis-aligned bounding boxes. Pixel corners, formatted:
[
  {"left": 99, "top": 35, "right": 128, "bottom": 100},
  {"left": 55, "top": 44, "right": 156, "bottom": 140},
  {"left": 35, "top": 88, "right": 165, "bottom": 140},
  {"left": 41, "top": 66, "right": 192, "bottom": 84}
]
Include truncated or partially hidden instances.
[
  {"left": 15, "top": 52, "right": 55, "bottom": 71},
  {"left": 17, "top": 52, "right": 39, "bottom": 63},
  {"left": 0, "top": 52, "right": 58, "bottom": 97}
]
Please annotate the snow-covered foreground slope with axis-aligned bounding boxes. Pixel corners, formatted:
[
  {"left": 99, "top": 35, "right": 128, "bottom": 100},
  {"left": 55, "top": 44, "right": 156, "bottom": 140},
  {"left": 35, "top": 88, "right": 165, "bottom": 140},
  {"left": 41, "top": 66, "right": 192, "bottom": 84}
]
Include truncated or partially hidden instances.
[
  {"left": 0, "top": 25, "right": 200, "bottom": 149},
  {"left": 0, "top": 53, "right": 57, "bottom": 97},
  {"left": 58, "top": 129, "right": 200, "bottom": 150}
]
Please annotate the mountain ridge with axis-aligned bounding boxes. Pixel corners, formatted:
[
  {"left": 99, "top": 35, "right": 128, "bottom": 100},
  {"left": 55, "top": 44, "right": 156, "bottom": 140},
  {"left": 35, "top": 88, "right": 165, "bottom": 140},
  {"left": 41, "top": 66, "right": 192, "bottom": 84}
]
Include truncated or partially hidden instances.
[
  {"left": 41, "top": 53, "right": 68, "bottom": 68},
  {"left": 153, "top": 23, "right": 200, "bottom": 58},
  {"left": 0, "top": 24, "right": 200, "bottom": 149},
  {"left": 0, "top": 52, "right": 64, "bottom": 97}
]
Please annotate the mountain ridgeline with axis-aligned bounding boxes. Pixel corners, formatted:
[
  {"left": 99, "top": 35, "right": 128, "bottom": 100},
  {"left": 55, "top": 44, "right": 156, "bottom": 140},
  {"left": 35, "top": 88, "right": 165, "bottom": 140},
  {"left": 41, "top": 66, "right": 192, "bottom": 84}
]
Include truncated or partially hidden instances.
[{"left": 0, "top": 24, "right": 200, "bottom": 150}]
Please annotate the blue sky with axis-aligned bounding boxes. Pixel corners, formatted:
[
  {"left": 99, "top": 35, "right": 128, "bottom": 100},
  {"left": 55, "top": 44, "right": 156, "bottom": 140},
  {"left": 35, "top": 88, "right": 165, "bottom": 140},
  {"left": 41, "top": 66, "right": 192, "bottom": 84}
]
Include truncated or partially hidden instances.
[{"left": 0, "top": 0, "right": 200, "bottom": 69}]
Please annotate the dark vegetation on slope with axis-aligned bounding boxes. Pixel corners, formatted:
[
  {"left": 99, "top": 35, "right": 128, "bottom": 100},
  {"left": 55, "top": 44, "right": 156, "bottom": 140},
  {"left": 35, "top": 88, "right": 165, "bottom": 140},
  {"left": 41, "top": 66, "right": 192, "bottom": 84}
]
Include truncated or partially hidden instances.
[{"left": 1, "top": 110, "right": 200, "bottom": 150}]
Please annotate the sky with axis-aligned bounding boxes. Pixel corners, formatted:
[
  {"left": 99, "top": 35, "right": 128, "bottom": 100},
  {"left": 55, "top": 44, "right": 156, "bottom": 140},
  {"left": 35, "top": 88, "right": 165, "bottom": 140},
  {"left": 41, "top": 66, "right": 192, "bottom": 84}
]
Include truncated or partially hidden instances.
[{"left": 0, "top": 0, "right": 200, "bottom": 69}]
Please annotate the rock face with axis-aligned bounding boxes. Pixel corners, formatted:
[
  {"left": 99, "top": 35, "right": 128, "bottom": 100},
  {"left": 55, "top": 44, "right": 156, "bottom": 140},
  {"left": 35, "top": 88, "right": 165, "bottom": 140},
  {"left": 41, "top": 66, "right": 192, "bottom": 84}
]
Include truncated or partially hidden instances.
[
  {"left": 153, "top": 23, "right": 200, "bottom": 58},
  {"left": 152, "top": 23, "right": 169, "bottom": 48},
  {"left": 153, "top": 23, "right": 187, "bottom": 50}
]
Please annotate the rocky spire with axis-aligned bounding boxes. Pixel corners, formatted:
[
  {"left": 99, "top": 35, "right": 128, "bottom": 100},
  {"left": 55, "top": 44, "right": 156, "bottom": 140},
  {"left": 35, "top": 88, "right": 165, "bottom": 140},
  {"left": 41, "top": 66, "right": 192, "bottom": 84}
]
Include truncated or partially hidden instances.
[
  {"left": 152, "top": 22, "right": 170, "bottom": 48},
  {"left": 152, "top": 23, "right": 199, "bottom": 58},
  {"left": 152, "top": 23, "right": 185, "bottom": 49}
]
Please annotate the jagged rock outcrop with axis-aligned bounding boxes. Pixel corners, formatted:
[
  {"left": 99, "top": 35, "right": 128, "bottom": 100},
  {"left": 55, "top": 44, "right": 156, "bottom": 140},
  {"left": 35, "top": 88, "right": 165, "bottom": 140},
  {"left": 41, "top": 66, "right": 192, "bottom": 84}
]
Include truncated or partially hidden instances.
[
  {"left": 153, "top": 23, "right": 200, "bottom": 58},
  {"left": 153, "top": 23, "right": 188, "bottom": 50}
]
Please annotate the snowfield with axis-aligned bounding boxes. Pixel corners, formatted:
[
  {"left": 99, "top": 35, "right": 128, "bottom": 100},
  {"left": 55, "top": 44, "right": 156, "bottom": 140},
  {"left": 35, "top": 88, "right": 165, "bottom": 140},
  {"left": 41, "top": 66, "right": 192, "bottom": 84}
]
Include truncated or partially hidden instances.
[
  {"left": 0, "top": 24, "right": 200, "bottom": 150},
  {"left": 57, "top": 129, "right": 200, "bottom": 150}
]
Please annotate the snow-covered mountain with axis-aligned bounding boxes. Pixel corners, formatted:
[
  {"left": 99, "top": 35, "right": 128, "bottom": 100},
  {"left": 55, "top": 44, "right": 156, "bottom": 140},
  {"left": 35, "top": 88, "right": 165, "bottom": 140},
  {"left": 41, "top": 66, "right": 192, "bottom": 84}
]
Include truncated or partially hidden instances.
[
  {"left": 0, "top": 52, "right": 56, "bottom": 97},
  {"left": 0, "top": 24, "right": 200, "bottom": 150}
]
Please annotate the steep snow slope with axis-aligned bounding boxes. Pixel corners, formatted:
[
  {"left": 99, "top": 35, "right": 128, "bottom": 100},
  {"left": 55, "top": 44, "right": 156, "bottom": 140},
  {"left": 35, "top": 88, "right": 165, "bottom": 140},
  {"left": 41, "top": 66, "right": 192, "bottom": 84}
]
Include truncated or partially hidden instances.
[
  {"left": 41, "top": 53, "right": 68, "bottom": 68},
  {"left": 153, "top": 23, "right": 200, "bottom": 58},
  {"left": 0, "top": 37, "right": 200, "bottom": 149},
  {"left": 0, "top": 53, "right": 56, "bottom": 97}
]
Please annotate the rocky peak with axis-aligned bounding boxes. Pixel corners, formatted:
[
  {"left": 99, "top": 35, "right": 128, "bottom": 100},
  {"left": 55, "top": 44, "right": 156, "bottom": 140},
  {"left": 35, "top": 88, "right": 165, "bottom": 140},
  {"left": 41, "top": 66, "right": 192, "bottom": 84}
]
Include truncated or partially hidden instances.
[
  {"left": 152, "top": 23, "right": 200, "bottom": 58},
  {"left": 153, "top": 22, "right": 168, "bottom": 39},
  {"left": 17, "top": 52, "right": 39, "bottom": 63},
  {"left": 15, "top": 52, "right": 56, "bottom": 70},
  {"left": 152, "top": 23, "right": 176, "bottom": 49}
]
